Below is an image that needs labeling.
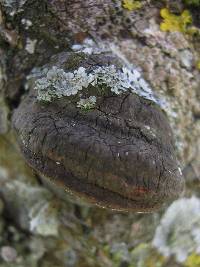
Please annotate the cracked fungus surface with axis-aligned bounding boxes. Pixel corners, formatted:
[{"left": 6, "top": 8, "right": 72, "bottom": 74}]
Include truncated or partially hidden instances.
[
  {"left": 12, "top": 51, "right": 184, "bottom": 212},
  {"left": 12, "top": 90, "right": 184, "bottom": 211}
]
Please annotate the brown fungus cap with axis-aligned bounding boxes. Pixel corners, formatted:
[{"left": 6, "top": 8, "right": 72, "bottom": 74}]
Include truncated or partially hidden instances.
[{"left": 12, "top": 52, "right": 184, "bottom": 212}]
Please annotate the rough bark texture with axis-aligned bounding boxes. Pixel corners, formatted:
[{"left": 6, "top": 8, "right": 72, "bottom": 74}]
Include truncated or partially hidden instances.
[{"left": 0, "top": 0, "right": 200, "bottom": 267}]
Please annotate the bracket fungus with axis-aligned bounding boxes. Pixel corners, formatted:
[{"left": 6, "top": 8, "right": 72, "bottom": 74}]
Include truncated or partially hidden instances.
[{"left": 12, "top": 51, "right": 184, "bottom": 212}]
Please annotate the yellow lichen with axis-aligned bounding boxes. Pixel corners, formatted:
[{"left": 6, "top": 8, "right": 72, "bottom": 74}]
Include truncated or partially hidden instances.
[
  {"left": 160, "top": 8, "right": 192, "bottom": 33},
  {"left": 196, "top": 60, "right": 200, "bottom": 70},
  {"left": 186, "top": 26, "right": 200, "bottom": 35},
  {"left": 122, "top": 0, "right": 142, "bottom": 11},
  {"left": 185, "top": 253, "right": 200, "bottom": 267}
]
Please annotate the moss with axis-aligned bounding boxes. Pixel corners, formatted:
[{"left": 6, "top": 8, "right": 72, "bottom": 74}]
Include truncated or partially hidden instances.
[
  {"left": 122, "top": 0, "right": 142, "bottom": 11},
  {"left": 185, "top": 253, "right": 200, "bottom": 267},
  {"left": 160, "top": 8, "right": 192, "bottom": 33}
]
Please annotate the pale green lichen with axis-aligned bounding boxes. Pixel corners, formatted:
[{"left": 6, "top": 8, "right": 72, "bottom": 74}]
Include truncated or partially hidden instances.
[
  {"left": 153, "top": 196, "right": 200, "bottom": 262},
  {"left": 34, "top": 63, "right": 160, "bottom": 108},
  {"left": 35, "top": 66, "right": 92, "bottom": 102},
  {"left": 0, "top": 179, "right": 60, "bottom": 237},
  {"left": 25, "top": 38, "right": 37, "bottom": 54},
  {"left": 77, "top": 96, "right": 96, "bottom": 110},
  {"left": 29, "top": 200, "right": 59, "bottom": 236}
]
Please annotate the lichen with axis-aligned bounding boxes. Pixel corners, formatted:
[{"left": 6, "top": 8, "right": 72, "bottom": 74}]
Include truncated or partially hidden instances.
[
  {"left": 185, "top": 253, "right": 200, "bottom": 267},
  {"left": 0, "top": 178, "right": 60, "bottom": 237},
  {"left": 25, "top": 38, "right": 37, "bottom": 54},
  {"left": 153, "top": 196, "right": 200, "bottom": 262},
  {"left": 34, "top": 63, "right": 160, "bottom": 108},
  {"left": 72, "top": 38, "right": 106, "bottom": 55},
  {"left": 160, "top": 8, "right": 192, "bottom": 33},
  {"left": 196, "top": 60, "right": 200, "bottom": 70},
  {"left": 29, "top": 200, "right": 59, "bottom": 236},
  {"left": 77, "top": 96, "right": 96, "bottom": 110},
  {"left": 35, "top": 66, "right": 93, "bottom": 102},
  {"left": 21, "top": 19, "right": 33, "bottom": 29},
  {"left": 122, "top": 0, "right": 142, "bottom": 11}
]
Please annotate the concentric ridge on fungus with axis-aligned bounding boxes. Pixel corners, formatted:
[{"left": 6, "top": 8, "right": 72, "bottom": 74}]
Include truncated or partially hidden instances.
[{"left": 12, "top": 51, "right": 184, "bottom": 212}]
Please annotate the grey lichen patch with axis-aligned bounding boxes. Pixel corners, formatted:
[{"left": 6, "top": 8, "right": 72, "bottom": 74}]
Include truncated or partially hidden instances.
[
  {"left": 29, "top": 198, "right": 60, "bottom": 236},
  {"left": 34, "top": 66, "right": 92, "bottom": 102},
  {"left": 72, "top": 38, "right": 106, "bottom": 55},
  {"left": 25, "top": 38, "right": 37, "bottom": 54},
  {"left": 0, "top": 179, "right": 60, "bottom": 237},
  {"left": 77, "top": 96, "right": 97, "bottom": 110},
  {"left": 21, "top": 18, "right": 32, "bottom": 29},
  {"left": 153, "top": 196, "right": 200, "bottom": 262},
  {"left": 34, "top": 58, "right": 161, "bottom": 109}
]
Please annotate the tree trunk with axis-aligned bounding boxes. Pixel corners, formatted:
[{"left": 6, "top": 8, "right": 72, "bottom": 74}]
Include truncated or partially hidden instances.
[{"left": 0, "top": 1, "right": 200, "bottom": 266}]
